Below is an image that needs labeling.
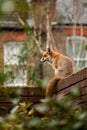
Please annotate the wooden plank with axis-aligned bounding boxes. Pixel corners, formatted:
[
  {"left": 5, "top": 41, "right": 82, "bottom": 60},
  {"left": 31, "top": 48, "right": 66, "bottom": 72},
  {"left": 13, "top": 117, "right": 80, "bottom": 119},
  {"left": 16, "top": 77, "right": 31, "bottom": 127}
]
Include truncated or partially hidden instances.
[
  {"left": 0, "top": 109, "right": 9, "bottom": 116},
  {"left": 81, "top": 86, "right": 87, "bottom": 95},
  {"left": 79, "top": 94, "right": 87, "bottom": 103},
  {"left": 20, "top": 96, "right": 41, "bottom": 103},
  {"left": 0, "top": 97, "right": 11, "bottom": 102},
  {"left": 0, "top": 102, "right": 14, "bottom": 109},
  {"left": 26, "top": 96, "right": 42, "bottom": 103},
  {"left": 0, "top": 87, "right": 44, "bottom": 97},
  {"left": 56, "top": 79, "right": 87, "bottom": 96},
  {"left": 0, "top": 96, "right": 42, "bottom": 103},
  {"left": 27, "top": 87, "right": 44, "bottom": 97},
  {"left": 0, "top": 88, "right": 5, "bottom": 96},
  {"left": 0, "top": 102, "right": 14, "bottom": 116},
  {"left": 57, "top": 67, "right": 87, "bottom": 91}
]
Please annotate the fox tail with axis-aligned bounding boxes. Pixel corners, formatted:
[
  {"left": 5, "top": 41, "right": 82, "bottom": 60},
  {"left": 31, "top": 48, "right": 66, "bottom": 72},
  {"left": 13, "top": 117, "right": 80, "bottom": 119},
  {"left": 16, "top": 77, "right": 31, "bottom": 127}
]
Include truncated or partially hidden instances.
[{"left": 46, "top": 77, "right": 61, "bottom": 98}]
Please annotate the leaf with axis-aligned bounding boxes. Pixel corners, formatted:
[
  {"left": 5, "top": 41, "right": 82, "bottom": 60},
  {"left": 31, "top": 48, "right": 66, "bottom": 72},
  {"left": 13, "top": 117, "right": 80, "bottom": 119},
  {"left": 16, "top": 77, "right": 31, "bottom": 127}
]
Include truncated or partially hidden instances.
[
  {"left": 19, "top": 102, "right": 26, "bottom": 108},
  {"left": 28, "top": 109, "right": 35, "bottom": 116},
  {"left": 41, "top": 116, "right": 49, "bottom": 121},
  {"left": 26, "top": 102, "right": 33, "bottom": 108},
  {"left": 29, "top": 118, "right": 42, "bottom": 127},
  {"left": 73, "top": 122, "right": 83, "bottom": 129},
  {"left": 70, "top": 88, "right": 80, "bottom": 97},
  {"left": 11, "top": 106, "right": 19, "bottom": 114},
  {"left": 35, "top": 104, "right": 49, "bottom": 114},
  {"left": 77, "top": 112, "right": 87, "bottom": 120},
  {"left": 6, "top": 114, "right": 17, "bottom": 121}
]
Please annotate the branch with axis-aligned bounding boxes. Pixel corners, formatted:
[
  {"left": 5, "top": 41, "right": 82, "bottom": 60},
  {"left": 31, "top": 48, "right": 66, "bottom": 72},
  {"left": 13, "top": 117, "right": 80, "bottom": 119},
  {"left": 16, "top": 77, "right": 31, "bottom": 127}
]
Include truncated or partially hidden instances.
[
  {"left": 15, "top": 13, "right": 25, "bottom": 26},
  {"left": 46, "top": 10, "right": 56, "bottom": 51},
  {"left": 46, "top": 11, "right": 50, "bottom": 50},
  {"left": 33, "top": 36, "right": 44, "bottom": 54}
]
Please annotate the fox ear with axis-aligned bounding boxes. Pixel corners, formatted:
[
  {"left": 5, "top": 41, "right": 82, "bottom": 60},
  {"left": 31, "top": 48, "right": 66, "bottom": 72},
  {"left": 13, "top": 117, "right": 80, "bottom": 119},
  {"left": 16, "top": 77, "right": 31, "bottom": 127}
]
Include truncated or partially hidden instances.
[{"left": 47, "top": 48, "right": 51, "bottom": 53}]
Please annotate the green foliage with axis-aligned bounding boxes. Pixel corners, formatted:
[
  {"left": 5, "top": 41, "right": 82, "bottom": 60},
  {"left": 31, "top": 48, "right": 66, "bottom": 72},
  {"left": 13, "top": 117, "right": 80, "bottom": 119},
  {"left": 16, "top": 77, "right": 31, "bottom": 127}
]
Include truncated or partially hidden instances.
[
  {"left": 16, "top": 2, "right": 29, "bottom": 13},
  {"left": 0, "top": 66, "right": 15, "bottom": 87},
  {"left": 0, "top": 0, "right": 15, "bottom": 15},
  {"left": 0, "top": 72, "right": 7, "bottom": 86},
  {"left": 0, "top": 88, "right": 87, "bottom": 130},
  {"left": 16, "top": 37, "right": 42, "bottom": 87}
]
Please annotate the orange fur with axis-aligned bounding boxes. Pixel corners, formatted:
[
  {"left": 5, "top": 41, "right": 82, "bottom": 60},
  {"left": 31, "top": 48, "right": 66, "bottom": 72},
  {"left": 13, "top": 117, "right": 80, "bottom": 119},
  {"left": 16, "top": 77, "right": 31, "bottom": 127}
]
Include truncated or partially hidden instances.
[
  {"left": 41, "top": 49, "right": 73, "bottom": 97},
  {"left": 46, "top": 77, "right": 61, "bottom": 97}
]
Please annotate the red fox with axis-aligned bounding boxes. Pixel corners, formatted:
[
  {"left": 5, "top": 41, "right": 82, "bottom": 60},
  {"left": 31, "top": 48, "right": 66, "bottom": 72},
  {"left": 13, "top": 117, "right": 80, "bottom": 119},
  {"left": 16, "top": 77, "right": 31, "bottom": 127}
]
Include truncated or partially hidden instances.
[{"left": 40, "top": 48, "right": 73, "bottom": 97}]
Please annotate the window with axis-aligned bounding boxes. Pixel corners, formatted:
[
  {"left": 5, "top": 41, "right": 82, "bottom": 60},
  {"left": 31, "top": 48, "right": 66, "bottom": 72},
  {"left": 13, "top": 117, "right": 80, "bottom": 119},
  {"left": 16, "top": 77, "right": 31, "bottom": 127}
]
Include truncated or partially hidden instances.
[
  {"left": 4, "top": 41, "right": 27, "bottom": 87},
  {"left": 66, "top": 36, "right": 87, "bottom": 71}
]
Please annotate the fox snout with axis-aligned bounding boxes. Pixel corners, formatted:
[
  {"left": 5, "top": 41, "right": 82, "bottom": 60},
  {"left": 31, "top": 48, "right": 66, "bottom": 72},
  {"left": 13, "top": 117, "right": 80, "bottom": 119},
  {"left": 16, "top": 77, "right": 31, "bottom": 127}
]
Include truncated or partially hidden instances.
[
  {"left": 40, "top": 57, "right": 51, "bottom": 63},
  {"left": 40, "top": 51, "right": 50, "bottom": 63},
  {"left": 40, "top": 57, "right": 45, "bottom": 62}
]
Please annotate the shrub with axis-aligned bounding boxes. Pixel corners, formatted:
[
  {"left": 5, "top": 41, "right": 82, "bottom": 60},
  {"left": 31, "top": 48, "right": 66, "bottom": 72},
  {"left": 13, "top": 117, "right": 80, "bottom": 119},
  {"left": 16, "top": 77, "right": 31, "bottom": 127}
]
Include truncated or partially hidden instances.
[{"left": 0, "top": 88, "right": 87, "bottom": 130}]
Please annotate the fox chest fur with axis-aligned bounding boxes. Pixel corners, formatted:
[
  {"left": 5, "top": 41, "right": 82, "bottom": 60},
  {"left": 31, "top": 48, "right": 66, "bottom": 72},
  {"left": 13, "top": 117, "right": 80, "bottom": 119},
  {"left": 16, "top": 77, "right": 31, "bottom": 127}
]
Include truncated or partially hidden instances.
[{"left": 51, "top": 55, "right": 73, "bottom": 78}]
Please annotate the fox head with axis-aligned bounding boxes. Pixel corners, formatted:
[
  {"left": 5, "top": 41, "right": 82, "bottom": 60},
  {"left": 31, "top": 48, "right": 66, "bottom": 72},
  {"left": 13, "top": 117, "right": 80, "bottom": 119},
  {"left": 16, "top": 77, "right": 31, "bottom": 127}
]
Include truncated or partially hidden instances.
[{"left": 40, "top": 48, "right": 52, "bottom": 62}]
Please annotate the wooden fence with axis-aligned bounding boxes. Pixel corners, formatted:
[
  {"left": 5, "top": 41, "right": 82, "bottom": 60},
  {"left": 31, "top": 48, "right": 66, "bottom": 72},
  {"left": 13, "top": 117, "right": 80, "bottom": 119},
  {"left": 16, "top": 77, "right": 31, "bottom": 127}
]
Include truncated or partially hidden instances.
[
  {"left": 0, "top": 87, "right": 44, "bottom": 116},
  {"left": 56, "top": 67, "right": 87, "bottom": 106},
  {"left": 0, "top": 67, "right": 87, "bottom": 116}
]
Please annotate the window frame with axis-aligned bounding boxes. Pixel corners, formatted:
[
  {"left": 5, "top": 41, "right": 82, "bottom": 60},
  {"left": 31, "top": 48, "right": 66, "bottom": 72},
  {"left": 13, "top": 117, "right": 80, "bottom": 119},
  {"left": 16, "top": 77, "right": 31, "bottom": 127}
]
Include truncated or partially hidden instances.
[
  {"left": 3, "top": 41, "right": 27, "bottom": 87},
  {"left": 66, "top": 36, "right": 87, "bottom": 71}
]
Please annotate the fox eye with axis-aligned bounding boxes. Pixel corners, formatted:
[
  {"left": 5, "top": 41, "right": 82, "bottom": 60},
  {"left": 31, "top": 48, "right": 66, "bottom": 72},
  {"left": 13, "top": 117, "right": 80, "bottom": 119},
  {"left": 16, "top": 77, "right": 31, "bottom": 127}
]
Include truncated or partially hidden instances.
[{"left": 43, "top": 54, "right": 47, "bottom": 57}]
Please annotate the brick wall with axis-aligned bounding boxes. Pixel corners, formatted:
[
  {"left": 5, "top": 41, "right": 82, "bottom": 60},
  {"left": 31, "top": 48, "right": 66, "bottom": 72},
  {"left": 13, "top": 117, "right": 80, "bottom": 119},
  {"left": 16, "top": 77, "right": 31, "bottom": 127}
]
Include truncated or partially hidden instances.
[
  {"left": 66, "top": 27, "right": 87, "bottom": 36},
  {"left": 0, "top": 31, "right": 27, "bottom": 72}
]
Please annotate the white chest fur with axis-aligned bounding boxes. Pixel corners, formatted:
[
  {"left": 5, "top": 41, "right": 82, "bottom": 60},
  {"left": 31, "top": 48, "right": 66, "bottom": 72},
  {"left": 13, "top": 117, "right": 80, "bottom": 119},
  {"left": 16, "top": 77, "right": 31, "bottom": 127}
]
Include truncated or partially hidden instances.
[{"left": 51, "top": 58, "right": 56, "bottom": 70}]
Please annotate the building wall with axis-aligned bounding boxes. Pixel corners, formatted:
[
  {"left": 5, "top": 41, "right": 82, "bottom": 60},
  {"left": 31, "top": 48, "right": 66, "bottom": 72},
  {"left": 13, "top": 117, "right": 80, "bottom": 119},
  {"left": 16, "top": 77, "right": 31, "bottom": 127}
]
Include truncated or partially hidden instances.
[
  {"left": 0, "top": 31, "right": 28, "bottom": 80},
  {"left": 66, "top": 27, "right": 87, "bottom": 36}
]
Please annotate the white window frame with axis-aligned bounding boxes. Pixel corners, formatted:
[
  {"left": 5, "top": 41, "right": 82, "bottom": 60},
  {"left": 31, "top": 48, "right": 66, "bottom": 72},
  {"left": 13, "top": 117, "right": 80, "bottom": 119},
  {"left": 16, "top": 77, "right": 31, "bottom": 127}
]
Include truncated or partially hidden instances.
[
  {"left": 66, "top": 36, "right": 87, "bottom": 71},
  {"left": 4, "top": 41, "right": 27, "bottom": 87}
]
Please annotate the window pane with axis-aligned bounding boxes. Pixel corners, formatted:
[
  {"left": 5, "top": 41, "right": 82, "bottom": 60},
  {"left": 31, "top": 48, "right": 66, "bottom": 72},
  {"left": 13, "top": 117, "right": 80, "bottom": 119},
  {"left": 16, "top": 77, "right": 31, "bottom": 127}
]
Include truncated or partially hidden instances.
[
  {"left": 66, "top": 36, "right": 87, "bottom": 71},
  {"left": 4, "top": 66, "right": 27, "bottom": 87},
  {"left": 4, "top": 41, "right": 24, "bottom": 65},
  {"left": 66, "top": 38, "right": 73, "bottom": 57},
  {"left": 4, "top": 41, "right": 27, "bottom": 86},
  {"left": 74, "top": 38, "right": 86, "bottom": 58}
]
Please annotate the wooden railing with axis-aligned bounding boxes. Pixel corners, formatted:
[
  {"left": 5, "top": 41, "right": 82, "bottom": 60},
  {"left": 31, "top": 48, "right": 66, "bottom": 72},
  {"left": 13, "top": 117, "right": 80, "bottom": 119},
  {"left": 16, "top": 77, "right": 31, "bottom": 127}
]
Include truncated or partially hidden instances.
[
  {"left": 0, "top": 87, "right": 44, "bottom": 116},
  {"left": 56, "top": 67, "right": 87, "bottom": 106}
]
